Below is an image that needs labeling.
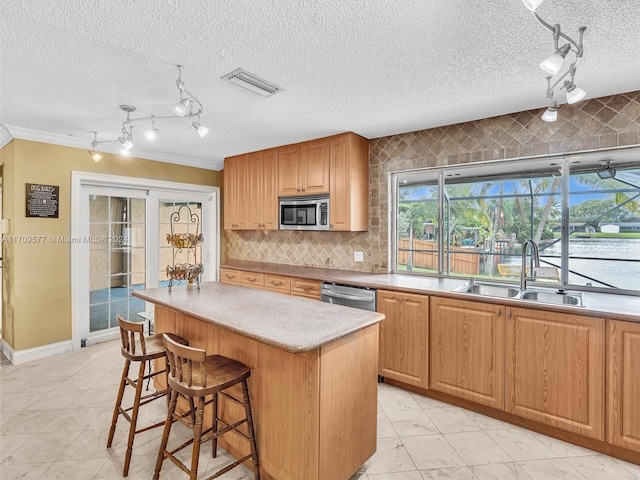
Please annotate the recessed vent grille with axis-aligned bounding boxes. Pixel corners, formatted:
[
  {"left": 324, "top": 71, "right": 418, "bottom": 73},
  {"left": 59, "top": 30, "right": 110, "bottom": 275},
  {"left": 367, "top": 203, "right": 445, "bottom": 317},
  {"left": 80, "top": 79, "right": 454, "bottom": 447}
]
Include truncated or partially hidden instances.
[{"left": 222, "top": 68, "right": 281, "bottom": 97}]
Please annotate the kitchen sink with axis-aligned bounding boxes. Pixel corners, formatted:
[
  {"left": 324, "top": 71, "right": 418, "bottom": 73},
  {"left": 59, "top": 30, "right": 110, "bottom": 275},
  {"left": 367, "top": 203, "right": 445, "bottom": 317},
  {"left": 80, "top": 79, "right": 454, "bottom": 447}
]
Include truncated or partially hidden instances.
[
  {"left": 453, "top": 281, "right": 520, "bottom": 299},
  {"left": 453, "top": 279, "right": 585, "bottom": 307},
  {"left": 518, "top": 290, "right": 584, "bottom": 306}
]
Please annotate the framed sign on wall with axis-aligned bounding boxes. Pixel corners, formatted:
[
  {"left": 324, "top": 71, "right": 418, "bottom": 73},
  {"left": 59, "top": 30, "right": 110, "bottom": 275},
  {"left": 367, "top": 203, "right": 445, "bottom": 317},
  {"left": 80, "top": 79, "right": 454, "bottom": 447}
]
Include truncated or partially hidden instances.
[{"left": 26, "top": 183, "right": 59, "bottom": 218}]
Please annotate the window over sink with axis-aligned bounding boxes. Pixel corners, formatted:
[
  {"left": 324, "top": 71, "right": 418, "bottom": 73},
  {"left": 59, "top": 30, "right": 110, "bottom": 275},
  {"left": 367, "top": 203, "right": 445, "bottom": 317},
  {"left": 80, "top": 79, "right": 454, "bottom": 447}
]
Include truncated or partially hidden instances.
[{"left": 391, "top": 150, "right": 640, "bottom": 294}]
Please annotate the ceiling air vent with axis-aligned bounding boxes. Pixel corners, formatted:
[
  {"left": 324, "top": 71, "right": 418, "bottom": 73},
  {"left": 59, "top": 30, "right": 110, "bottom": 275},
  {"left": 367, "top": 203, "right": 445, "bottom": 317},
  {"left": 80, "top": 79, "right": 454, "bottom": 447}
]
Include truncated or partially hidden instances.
[{"left": 222, "top": 68, "right": 281, "bottom": 97}]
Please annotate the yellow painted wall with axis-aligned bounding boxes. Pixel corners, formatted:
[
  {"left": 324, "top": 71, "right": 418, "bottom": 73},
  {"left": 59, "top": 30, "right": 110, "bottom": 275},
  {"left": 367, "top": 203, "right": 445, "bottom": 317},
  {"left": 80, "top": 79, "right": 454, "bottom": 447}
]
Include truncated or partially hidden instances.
[{"left": 1, "top": 138, "right": 222, "bottom": 351}]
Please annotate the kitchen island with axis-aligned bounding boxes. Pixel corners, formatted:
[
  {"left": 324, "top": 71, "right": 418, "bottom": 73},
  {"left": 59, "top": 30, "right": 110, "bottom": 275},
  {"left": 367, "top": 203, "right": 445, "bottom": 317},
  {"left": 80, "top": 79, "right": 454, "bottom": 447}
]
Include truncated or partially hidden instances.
[{"left": 133, "top": 282, "right": 384, "bottom": 480}]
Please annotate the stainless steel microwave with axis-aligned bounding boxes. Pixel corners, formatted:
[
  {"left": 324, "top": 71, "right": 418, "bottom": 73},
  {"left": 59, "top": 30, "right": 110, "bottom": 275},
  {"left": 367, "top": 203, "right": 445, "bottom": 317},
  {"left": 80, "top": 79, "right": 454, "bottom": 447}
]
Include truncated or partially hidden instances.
[{"left": 279, "top": 195, "right": 330, "bottom": 231}]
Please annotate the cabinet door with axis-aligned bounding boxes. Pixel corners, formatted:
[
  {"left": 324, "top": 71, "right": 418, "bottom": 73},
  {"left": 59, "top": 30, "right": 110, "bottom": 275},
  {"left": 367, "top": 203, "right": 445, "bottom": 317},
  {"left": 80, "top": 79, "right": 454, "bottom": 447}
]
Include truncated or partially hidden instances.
[
  {"left": 261, "top": 148, "right": 279, "bottom": 230},
  {"left": 301, "top": 138, "right": 330, "bottom": 195},
  {"left": 608, "top": 319, "right": 640, "bottom": 453},
  {"left": 329, "top": 133, "right": 369, "bottom": 232},
  {"left": 277, "top": 144, "right": 302, "bottom": 196},
  {"left": 430, "top": 297, "right": 504, "bottom": 409},
  {"left": 377, "top": 290, "right": 429, "bottom": 388},
  {"left": 506, "top": 307, "right": 605, "bottom": 439},
  {"left": 248, "top": 151, "right": 265, "bottom": 230},
  {"left": 223, "top": 154, "right": 249, "bottom": 229}
]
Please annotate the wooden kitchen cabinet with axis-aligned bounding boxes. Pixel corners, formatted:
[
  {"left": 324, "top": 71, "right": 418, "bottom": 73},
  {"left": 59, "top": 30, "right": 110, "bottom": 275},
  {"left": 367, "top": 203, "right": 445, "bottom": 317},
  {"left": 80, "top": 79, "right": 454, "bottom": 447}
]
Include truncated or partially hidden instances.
[
  {"left": 290, "top": 278, "right": 322, "bottom": 300},
  {"left": 329, "top": 133, "right": 369, "bottom": 231},
  {"left": 278, "top": 139, "right": 329, "bottom": 196},
  {"left": 220, "top": 268, "right": 263, "bottom": 289},
  {"left": 505, "top": 306, "right": 605, "bottom": 439},
  {"left": 223, "top": 154, "right": 249, "bottom": 230},
  {"left": 608, "top": 319, "right": 640, "bottom": 453},
  {"left": 430, "top": 297, "right": 505, "bottom": 409},
  {"left": 247, "top": 148, "right": 278, "bottom": 230},
  {"left": 377, "top": 289, "right": 429, "bottom": 388}
]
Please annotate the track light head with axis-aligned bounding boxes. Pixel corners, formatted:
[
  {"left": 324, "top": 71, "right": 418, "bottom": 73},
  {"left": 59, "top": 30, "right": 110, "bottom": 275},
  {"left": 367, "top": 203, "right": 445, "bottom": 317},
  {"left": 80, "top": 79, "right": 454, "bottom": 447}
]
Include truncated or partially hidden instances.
[
  {"left": 522, "top": 0, "right": 544, "bottom": 11},
  {"left": 144, "top": 116, "right": 159, "bottom": 142},
  {"left": 541, "top": 102, "right": 558, "bottom": 122},
  {"left": 540, "top": 44, "right": 571, "bottom": 75},
  {"left": 563, "top": 81, "right": 586, "bottom": 104},
  {"left": 88, "top": 150, "right": 102, "bottom": 162},
  {"left": 193, "top": 122, "right": 209, "bottom": 138},
  {"left": 172, "top": 98, "right": 191, "bottom": 117}
]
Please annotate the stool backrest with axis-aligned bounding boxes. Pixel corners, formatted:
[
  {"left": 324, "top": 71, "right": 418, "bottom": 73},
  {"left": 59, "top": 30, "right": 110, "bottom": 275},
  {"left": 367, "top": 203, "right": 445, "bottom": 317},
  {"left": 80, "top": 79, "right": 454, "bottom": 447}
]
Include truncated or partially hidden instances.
[
  {"left": 163, "top": 334, "right": 208, "bottom": 390},
  {"left": 117, "top": 315, "right": 148, "bottom": 356}
]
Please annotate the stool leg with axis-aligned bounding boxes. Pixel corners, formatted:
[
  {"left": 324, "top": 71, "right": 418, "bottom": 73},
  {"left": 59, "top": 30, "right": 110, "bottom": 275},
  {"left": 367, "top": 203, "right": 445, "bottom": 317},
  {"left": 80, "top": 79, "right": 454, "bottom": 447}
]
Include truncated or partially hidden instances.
[
  {"left": 107, "top": 358, "right": 130, "bottom": 448},
  {"left": 241, "top": 379, "right": 261, "bottom": 480},
  {"left": 211, "top": 392, "right": 218, "bottom": 458},
  {"left": 189, "top": 397, "right": 205, "bottom": 480},
  {"left": 123, "top": 360, "right": 146, "bottom": 476},
  {"left": 153, "top": 388, "right": 177, "bottom": 480}
]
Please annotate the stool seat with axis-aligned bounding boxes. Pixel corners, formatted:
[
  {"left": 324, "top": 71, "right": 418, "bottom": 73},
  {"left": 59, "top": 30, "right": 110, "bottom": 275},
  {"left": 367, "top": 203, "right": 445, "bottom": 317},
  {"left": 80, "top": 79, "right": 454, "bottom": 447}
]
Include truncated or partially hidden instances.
[
  {"left": 154, "top": 335, "right": 260, "bottom": 480},
  {"left": 120, "top": 332, "right": 188, "bottom": 362},
  {"left": 107, "top": 315, "right": 188, "bottom": 477}
]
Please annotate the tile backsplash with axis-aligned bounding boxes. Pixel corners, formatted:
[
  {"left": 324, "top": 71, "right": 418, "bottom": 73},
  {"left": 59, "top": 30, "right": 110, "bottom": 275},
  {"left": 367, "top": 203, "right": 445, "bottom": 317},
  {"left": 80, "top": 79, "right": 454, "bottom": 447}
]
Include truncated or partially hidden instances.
[{"left": 225, "top": 91, "right": 640, "bottom": 272}]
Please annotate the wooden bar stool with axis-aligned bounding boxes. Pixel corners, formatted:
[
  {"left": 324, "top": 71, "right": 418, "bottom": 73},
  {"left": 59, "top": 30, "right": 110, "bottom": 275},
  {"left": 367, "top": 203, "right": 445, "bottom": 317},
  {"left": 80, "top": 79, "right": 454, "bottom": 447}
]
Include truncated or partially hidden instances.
[
  {"left": 153, "top": 334, "right": 260, "bottom": 480},
  {"left": 107, "top": 315, "right": 189, "bottom": 477}
]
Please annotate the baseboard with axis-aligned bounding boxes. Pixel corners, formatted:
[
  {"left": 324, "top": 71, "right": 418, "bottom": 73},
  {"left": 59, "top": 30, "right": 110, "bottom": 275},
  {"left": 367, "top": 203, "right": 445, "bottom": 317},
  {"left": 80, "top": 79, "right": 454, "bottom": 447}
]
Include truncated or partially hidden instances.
[
  {"left": 84, "top": 330, "right": 120, "bottom": 346},
  {"left": 1, "top": 338, "right": 73, "bottom": 365}
]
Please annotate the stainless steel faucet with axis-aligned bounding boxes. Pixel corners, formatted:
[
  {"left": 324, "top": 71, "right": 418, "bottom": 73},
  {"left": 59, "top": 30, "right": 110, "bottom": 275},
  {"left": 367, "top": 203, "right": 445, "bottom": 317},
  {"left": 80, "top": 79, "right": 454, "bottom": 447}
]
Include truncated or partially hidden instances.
[{"left": 520, "top": 239, "right": 540, "bottom": 290}]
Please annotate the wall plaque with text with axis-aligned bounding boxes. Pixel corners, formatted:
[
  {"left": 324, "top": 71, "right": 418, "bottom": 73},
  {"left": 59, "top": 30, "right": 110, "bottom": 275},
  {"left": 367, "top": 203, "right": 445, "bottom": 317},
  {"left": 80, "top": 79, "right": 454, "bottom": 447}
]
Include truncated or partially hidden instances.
[{"left": 26, "top": 183, "right": 59, "bottom": 218}]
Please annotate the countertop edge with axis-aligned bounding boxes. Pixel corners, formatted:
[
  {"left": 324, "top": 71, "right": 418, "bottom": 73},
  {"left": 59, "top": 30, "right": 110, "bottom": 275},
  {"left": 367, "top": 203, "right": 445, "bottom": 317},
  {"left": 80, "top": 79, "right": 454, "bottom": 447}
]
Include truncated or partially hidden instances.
[{"left": 133, "top": 287, "right": 385, "bottom": 353}]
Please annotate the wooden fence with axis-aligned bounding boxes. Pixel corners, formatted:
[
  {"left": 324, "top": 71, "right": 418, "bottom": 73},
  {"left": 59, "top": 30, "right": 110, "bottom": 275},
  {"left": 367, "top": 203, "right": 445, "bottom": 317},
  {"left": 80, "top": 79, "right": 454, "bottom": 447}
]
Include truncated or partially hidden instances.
[{"left": 397, "top": 239, "right": 480, "bottom": 275}]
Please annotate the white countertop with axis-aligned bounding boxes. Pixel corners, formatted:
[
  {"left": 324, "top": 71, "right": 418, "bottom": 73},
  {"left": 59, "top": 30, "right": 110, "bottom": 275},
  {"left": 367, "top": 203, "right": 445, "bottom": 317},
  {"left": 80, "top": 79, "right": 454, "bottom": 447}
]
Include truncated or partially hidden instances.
[{"left": 133, "top": 282, "right": 384, "bottom": 353}]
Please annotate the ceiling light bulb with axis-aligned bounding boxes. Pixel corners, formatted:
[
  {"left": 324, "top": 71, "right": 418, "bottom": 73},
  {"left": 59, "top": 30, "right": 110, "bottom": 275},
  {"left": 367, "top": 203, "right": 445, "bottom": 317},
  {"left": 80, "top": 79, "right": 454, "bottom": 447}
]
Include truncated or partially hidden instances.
[
  {"left": 121, "top": 139, "right": 134, "bottom": 150},
  {"left": 565, "top": 82, "right": 586, "bottom": 104},
  {"left": 540, "top": 44, "right": 571, "bottom": 75},
  {"left": 194, "top": 122, "right": 209, "bottom": 138},
  {"left": 120, "top": 148, "right": 131, "bottom": 157},
  {"left": 541, "top": 104, "right": 558, "bottom": 122},
  {"left": 144, "top": 128, "right": 159, "bottom": 142},
  {"left": 172, "top": 98, "right": 191, "bottom": 117},
  {"left": 522, "top": 0, "right": 544, "bottom": 11},
  {"left": 89, "top": 150, "right": 102, "bottom": 162}
]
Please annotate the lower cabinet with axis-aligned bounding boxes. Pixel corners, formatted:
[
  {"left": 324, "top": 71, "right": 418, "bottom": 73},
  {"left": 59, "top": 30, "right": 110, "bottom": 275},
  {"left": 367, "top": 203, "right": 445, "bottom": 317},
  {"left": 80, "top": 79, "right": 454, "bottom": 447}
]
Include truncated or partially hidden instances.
[
  {"left": 608, "top": 319, "right": 640, "bottom": 453},
  {"left": 430, "top": 297, "right": 505, "bottom": 409},
  {"left": 377, "top": 290, "right": 429, "bottom": 388},
  {"left": 220, "top": 268, "right": 319, "bottom": 300},
  {"left": 505, "top": 306, "right": 605, "bottom": 440}
]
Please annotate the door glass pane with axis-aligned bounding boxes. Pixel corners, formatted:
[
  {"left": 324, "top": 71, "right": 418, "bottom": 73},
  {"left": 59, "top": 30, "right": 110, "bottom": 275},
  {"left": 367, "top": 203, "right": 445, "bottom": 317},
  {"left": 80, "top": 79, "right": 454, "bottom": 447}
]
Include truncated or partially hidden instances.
[{"left": 89, "top": 194, "right": 146, "bottom": 333}]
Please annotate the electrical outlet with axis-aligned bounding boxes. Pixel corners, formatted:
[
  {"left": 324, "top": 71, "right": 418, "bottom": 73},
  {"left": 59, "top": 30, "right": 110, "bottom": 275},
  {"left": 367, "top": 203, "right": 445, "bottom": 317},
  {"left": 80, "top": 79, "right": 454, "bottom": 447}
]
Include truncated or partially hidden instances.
[{"left": 354, "top": 251, "right": 364, "bottom": 262}]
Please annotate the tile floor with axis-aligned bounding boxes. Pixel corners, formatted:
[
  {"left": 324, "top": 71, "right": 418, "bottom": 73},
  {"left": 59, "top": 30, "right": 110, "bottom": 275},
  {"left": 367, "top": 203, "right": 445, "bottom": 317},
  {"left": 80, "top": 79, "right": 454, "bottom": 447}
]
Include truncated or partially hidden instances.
[{"left": 2, "top": 339, "right": 640, "bottom": 480}]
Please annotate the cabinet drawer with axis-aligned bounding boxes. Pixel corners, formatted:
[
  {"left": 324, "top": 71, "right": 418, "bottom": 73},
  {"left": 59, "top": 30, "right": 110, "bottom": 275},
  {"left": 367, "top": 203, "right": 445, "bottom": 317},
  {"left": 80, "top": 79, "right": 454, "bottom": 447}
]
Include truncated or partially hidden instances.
[
  {"left": 240, "top": 271, "right": 264, "bottom": 289},
  {"left": 264, "top": 274, "right": 291, "bottom": 294},
  {"left": 290, "top": 278, "right": 321, "bottom": 299},
  {"left": 220, "top": 268, "right": 242, "bottom": 285}
]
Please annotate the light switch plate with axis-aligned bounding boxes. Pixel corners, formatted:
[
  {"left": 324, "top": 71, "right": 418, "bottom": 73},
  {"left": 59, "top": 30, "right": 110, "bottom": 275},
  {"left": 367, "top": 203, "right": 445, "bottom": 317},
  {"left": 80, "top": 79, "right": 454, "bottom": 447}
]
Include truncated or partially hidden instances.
[{"left": 354, "top": 251, "right": 364, "bottom": 262}]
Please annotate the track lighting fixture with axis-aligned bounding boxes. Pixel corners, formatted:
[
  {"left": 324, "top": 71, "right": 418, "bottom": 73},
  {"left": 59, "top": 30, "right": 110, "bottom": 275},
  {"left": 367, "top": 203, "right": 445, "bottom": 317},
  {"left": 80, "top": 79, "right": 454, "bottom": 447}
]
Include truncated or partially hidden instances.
[
  {"left": 523, "top": 0, "right": 587, "bottom": 122},
  {"left": 88, "top": 132, "right": 103, "bottom": 162},
  {"left": 144, "top": 115, "right": 159, "bottom": 142},
  {"left": 87, "top": 65, "right": 208, "bottom": 160}
]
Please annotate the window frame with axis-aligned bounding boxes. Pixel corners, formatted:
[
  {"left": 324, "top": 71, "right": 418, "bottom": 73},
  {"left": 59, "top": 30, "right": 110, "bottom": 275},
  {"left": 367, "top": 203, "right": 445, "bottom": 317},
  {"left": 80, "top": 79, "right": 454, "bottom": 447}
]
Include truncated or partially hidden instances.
[{"left": 390, "top": 150, "right": 640, "bottom": 297}]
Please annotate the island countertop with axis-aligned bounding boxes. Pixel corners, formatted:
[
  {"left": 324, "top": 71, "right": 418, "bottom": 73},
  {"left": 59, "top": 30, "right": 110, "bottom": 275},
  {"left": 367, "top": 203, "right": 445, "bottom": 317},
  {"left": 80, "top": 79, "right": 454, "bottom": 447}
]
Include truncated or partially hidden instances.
[{"left": 133, "top": 281, "right": 384, "bottom": 353}]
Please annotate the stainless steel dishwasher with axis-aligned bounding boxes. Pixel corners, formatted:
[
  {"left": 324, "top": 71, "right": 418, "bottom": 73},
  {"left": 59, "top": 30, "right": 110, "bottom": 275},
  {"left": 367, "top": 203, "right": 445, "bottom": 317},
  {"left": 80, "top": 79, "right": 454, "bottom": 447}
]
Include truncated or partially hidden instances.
[{"left": 320, "top": 283, "right": 376, "bottom": 311}]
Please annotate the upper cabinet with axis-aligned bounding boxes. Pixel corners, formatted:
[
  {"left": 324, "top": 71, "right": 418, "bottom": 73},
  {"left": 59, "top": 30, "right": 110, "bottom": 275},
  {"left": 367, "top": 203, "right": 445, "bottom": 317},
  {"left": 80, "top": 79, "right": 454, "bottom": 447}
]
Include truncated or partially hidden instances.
[
  {"left": 248, "top": 149, "right": 278, "bottom": 230},
  {"left": 224, "top": 132, "right": 369, "bottom": 232},
  {"left": 278, "top": 139, "right": 329, "bottom": 196},
  {"left": 330, "top": 133, "right": 369, "bottom": 231},
  {"left": 223, "top": 154, "right": 249, "bottom": 230}
]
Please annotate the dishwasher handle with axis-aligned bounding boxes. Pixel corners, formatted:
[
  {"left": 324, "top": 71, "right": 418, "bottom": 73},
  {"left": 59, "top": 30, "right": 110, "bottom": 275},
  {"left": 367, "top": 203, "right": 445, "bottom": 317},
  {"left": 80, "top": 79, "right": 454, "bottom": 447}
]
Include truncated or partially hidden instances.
[{"left": 322, "top": 290, "right": 374, "bottom": 302}]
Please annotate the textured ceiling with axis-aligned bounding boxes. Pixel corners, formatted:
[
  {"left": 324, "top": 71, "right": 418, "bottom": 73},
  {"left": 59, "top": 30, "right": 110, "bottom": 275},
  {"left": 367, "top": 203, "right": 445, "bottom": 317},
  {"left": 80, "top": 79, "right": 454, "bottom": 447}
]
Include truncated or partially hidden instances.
[{"left": 1, "top": 0, "right": 639, "bottom": 171}]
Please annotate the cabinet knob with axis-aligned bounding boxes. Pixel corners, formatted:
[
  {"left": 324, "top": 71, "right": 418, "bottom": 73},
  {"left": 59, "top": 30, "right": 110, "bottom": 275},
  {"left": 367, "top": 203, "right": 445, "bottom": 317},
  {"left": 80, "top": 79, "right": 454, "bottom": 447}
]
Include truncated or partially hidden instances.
[
  {"left": 507, "top": 310, "right": 512, "bottom": 318},
  {"left": 497, "top": 309, "right": 501, "bottom": 316}
]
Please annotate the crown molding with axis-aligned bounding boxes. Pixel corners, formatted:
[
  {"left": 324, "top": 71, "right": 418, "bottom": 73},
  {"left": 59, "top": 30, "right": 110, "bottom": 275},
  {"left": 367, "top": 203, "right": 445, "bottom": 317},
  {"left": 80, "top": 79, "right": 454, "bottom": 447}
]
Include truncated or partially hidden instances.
[
  {"left": 0, "top": 125, "right": 13, "bottom": 149},
  {"left": 0, "top": 125, "right": 223, "bottom": 171}
]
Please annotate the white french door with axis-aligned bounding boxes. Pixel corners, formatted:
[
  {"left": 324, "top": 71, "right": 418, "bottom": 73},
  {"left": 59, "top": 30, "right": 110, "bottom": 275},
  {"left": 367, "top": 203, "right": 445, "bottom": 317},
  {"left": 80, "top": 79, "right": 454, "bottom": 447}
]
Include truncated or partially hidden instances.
[{"left": 72, "top": 172, "right": 218, "bottom": 348}]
